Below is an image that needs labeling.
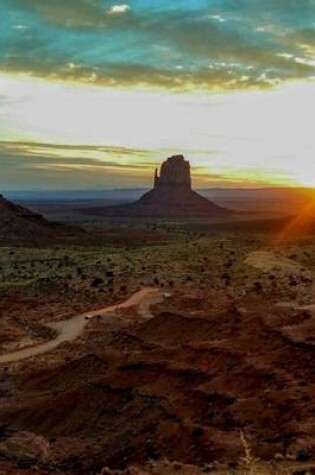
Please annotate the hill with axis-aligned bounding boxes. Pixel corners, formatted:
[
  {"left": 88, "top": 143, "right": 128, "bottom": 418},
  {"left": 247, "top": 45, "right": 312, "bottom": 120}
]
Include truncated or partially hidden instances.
[{"left": 0, "top": 193, "right": 81, "bottom": 244}]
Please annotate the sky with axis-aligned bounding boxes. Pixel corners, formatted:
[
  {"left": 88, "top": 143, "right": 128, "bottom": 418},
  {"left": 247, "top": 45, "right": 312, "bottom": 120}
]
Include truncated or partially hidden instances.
[{"left": 0, "top": 0, "right": 315, "bottom": 189}]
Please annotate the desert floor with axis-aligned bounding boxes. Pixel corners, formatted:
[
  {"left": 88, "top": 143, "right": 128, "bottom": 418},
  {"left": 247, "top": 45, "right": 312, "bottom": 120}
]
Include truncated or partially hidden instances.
[{"left": 0, "top": 218, "right": 314, "bottom": 474}]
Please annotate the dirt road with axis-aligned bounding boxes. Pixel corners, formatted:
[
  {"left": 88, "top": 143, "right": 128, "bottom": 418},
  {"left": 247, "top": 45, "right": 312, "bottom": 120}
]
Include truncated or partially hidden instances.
[{"left": 0, "top": 287, "right": 163, "bottom": 364}]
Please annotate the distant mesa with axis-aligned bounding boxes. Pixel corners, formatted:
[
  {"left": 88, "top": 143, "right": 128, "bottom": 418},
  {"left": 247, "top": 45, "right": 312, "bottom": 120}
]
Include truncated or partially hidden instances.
[{"left": 93, "top": 154, "right": 231, "bottom": 217}]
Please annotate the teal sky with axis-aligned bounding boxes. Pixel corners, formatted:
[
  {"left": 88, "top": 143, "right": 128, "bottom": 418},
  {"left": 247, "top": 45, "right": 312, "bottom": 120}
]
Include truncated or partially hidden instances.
[{"left": 0, "top": 0, "right": 315, "bottom": 189}]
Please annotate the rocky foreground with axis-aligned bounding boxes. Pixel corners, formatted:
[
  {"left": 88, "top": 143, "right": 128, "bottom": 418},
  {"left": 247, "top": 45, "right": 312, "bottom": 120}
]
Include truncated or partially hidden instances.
[{"left": 0, "top": 286, "right": 314, "bottom": 474}]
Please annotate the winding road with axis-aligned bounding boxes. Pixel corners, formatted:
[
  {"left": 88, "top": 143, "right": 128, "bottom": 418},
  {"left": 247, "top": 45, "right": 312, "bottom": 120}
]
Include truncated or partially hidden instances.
[{"left": 0, "top": 287, "right": 163, "bottom": 364}]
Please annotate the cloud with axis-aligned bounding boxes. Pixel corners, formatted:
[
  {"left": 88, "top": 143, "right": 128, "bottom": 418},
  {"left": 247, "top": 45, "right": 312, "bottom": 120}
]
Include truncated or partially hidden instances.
[
  {"left": 0, "top": 140, "right": 153, "bottom": 163},
  {"left": 0, "top": 139, "right": 160, "bottom": 188},
  {"left": 12, "top": 0, "right": 106, "bottom": 29},
  {"left": 0, "top": 139, "right": 287, "bottom": 190},
  {"left": 11, "top": 0, "right": 133, "bottom": 28},
  {"left": 109, "top": 4, "right": 130, "bottom": 14},
  {"left": 1, "top": 0, "right": 315, "bottom": 92},
  {"left": 0, "top": 139, "right": 245, "bottom": 189}
]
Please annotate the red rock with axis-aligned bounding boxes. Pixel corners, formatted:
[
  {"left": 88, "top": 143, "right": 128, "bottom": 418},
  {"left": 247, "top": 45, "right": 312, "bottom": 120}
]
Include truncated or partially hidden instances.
[{"left": 0, "top": 431, "right": 51, "bottom": 464}]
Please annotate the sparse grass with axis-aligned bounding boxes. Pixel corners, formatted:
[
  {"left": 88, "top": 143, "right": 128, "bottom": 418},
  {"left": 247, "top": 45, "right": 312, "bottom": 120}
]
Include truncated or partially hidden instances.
[
  {"left": 239, "top": 430, "right": 261, "bottom": 475},
  {"left": 1, "top": 223, "right": 315, "bottom": 327}
]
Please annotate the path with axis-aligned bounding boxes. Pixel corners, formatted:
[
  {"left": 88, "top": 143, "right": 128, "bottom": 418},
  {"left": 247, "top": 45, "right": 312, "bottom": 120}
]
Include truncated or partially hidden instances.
[{"left": 0, "top": 287, "right": 163, "bottom": 364}]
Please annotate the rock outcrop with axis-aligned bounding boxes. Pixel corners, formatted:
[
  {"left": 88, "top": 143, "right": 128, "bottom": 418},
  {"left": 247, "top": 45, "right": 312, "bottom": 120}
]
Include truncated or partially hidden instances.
[
  {"left": 0, "top": 431, "right": 51, "bottom": 466},
  {"left": 94, "top": 155, "right": 230, "bottom": 217}
]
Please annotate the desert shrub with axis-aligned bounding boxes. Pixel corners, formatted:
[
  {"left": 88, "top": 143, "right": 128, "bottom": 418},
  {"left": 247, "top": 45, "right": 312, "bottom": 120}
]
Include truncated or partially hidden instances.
[
  {"left": 239, "top": 431, "right": 260, "bottom": 475},
  {"left": 192, "top": 425, "right": 205, "bottom": 438},
  {"left": 253, "top": 281, "right": 263, "bottom": 292},
  {"left": 91, "top": 277, "right": 103, "bottom": 288},
  {"left": 296, "top": 449, "right": 311, "bottom": 462},
  {"left": 172, "top": 461, "right": 183, "bottom": 470}
]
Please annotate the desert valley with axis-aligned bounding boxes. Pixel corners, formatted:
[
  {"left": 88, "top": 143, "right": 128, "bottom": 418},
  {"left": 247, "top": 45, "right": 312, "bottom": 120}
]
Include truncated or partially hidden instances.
[
  {"left": 0, "top": 155, "right": 315, "bottom": 475},
  {"left": 1, "top": 0, "right": 315, "bottom": 472}
]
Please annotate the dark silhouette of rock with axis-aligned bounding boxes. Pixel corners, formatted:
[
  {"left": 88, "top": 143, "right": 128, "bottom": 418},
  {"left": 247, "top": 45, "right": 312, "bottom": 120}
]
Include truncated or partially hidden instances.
[
  {"left": 93, "top": 155, "right": 230, "bottom": 217},
  {"left": 0, "top": 193, "right": 82, "bottom": 243},
  {"left": 154, "top": 154, "right": 191, "bottom": 190}
]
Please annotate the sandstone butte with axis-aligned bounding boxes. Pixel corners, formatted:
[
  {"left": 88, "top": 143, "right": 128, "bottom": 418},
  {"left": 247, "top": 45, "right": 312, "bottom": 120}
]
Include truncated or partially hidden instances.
[{"left": 96, "top": 154, "right": 230, "bottom": 218}]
